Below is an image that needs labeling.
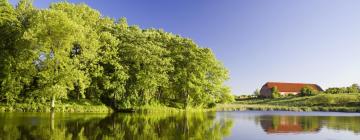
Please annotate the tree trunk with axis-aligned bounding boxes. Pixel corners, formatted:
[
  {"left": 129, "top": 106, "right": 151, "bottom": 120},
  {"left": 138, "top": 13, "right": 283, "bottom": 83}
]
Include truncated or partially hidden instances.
[
  {"left": 184, "top": 90, "right": 188, "bottom": 109},
  {"left": 113, "top": 93, "right": 116, "bottom": 107},
  {"left": 51, "top": 95, "right": 55, "bottom": 111},
  {"left": 51, "top": 48, "right": 56, "bottom": 112}
]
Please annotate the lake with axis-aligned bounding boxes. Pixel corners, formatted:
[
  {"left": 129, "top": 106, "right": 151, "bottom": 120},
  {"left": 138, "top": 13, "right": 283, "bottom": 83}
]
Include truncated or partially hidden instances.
[{"left": 0, "top": 111, "right": 359, "bottom": 140}]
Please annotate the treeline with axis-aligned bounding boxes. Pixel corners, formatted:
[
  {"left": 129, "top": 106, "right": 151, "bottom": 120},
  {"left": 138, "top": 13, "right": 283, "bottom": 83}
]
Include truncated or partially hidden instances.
[
  {"left": 324, "top": 84, "right": 360, "bottom": 94},
  {"left": 0, "top": 0, "right": 233, "bottom": 110}
]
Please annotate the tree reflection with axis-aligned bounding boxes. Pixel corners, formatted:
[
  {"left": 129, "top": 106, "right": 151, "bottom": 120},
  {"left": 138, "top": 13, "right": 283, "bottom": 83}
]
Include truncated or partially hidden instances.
[{"left": 0, "top": 112, "right": 233, "bottom": 140}]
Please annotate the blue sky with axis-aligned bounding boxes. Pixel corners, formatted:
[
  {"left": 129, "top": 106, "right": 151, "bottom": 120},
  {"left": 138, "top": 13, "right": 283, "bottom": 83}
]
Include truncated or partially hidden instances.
[{"left": 9, "top": 0, "right": 360, "bottom": 95}]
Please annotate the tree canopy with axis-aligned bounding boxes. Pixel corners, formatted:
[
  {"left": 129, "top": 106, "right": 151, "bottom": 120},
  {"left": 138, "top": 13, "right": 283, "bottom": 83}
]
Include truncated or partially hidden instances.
[{"left": 0, "top": 0, "right": 233, "bottom": 110}]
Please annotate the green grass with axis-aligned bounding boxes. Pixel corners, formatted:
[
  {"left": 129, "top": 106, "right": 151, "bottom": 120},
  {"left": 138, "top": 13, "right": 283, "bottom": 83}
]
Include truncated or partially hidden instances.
[
  {"left": 217, "top": 93, "right": 360, "bottom": 112},
  {"left": 5, "top": 93, "right": 359, "bottom": 113},
  {"left": 0, "top": 101, "right": 112, "bottom": 112},
  {"left": 0, "top": 101, "right": 213, "bottom": 113}
]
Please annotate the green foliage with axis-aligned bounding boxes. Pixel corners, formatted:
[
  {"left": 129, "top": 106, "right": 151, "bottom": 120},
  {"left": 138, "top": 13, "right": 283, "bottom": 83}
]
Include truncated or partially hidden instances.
[
  {"left": 215, "top": 87, "right": 234, "bottom": 104},
  {"left": 0, "top": 101, "right": 111, "bottom": 112},
  {"left": 325, "top": 84, "right": 360, "bottom": 94},
  {"left": 348, "top": 84, "right": 360, "bottom": 93},
  {"left": 0, "top": 0, "right": 232, "bottom": 111},
  {"left": 271, "top": 86, "right": 281, "bottom": 98},
  {"left": 300, "top": 86, "right": 318, "bottom": 96}
]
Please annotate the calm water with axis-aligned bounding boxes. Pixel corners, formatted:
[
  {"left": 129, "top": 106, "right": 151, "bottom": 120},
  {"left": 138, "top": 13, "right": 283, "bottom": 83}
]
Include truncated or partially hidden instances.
[{"left": 0, "top": 111, "right": 359, "bottom": 140}]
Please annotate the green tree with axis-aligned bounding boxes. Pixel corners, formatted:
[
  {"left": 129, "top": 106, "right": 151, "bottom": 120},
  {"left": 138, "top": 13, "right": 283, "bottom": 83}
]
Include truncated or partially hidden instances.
[
  {"left": 253, "top": 89, "right": 260, "bottom": 97},
  {"left": 347, "top": 84, "right": 359, "bottom": 93},
  {"left": 23, "top": 8, "right": 83, "bottom": 108},
  {"left": 271, "top": 86, "right": 280, "bottom": 98},
  {"left": 49, "top": 2, "right": 103, "bottom": 101},
  {"left": 300, "top": 86, "right": 317, "bottom": 96},
  {"left": 88, "top": 18, "right": 129, "bottom": 109},
  {"left": 0, "top": 0, "right": 31, "bottom": 104}
]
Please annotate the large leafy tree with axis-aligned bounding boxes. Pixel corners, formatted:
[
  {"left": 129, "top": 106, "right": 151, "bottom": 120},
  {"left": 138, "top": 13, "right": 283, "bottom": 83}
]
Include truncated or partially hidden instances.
[
  {"left": 49, "top": 2, "right": 101, "bottom": 101},
  {"left": 0, "top": 0, "right": 21, "bottom": 103},
  {"left": 23, "top": 8, "right": 83, "bottom": 108},
  {"left": 112, "top": 19, "right": 173, "bottom": 108},
  {"left": 87, "top": 18, "right": 129, "bottom": 109},
  {"left": 0, "top": 0, "right": 36, "bottom": 104},
  {"left": 165, "top": 38, "right": 231, "bottom": 108}
]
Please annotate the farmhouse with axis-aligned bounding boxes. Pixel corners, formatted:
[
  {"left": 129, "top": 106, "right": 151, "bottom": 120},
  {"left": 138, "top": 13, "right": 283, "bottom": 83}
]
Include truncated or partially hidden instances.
[{"left": 260, "top": 82, "right": 323, "bottom": 97}]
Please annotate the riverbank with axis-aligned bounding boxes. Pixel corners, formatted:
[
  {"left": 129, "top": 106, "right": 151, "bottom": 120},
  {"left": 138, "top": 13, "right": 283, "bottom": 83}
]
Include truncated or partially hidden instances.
[
  {"left": 2, "top": 103, "right": 360, "bottom": 113},
  {"left": 216, "top": 104, "right": 360, "bottom": 112},
  {"left": 0, "top": 101, "right": 210, "bottom": 113},
  {"left": 0, "top": 102, "right": 112, "bottom": 112},
  {"left": 2, "top": 94, "right": 360, "bottom": 113},
  {"left": 216, "top": 93, "right": 360, "bottom": 113}
]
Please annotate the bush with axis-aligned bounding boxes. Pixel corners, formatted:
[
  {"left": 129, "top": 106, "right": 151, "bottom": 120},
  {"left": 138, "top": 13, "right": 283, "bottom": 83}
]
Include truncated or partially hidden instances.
[
  {"left": 300, "top": 86, "right": 318, "bottom": 96},
  {"left": 271, "top": 87, "right": 281, "bottom": 98},
  {"left": 207, "top": 102, "right": 216, "bottom": 108}
]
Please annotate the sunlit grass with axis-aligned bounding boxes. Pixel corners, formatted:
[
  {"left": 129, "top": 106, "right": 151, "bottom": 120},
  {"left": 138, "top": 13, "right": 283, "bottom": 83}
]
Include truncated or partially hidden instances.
[{"left": 217, "top": 93, "right": 360, "bottom": 112}]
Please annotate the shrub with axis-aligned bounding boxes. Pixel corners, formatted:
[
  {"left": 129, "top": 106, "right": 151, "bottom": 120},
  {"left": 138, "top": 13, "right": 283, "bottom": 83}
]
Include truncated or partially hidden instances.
[
  {"left": 300, "top": 86, "right": 318, "bottom": 96},
  {"left": 253, "top": 89, "right": 260, "bottom": 97},
  {"left": 271, "top": 87, "right": 281, "bottom": 98}
]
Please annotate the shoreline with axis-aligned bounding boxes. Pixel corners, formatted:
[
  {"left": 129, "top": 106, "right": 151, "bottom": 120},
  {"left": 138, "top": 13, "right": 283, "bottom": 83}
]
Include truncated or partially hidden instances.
[
  {"left": 0, "top": 104, "right": 112, "bottom": 113},
  {"left": 215, "top": 104, "right": 360, "bottom": 113},
  {"left": 0, "top": 103, "right": 209, "bottom": 113},
  {"left": 1, "top": 104, "right": 360, "bottom": 113}
]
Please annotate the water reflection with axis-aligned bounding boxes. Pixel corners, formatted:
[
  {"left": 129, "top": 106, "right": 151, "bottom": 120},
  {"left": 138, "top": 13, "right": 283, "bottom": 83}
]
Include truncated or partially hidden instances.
[
  {"left": 256, "top": 114, "right": 360, "bottom": 134},
  {"left": 259, "top": 116, "right": 321, "bottom": 134},
  {"left": 0, "top": 112, "right": 233, "bottom": 140},
  {"left": 1, "top": 111, "right": 360, "bottom": 140}
]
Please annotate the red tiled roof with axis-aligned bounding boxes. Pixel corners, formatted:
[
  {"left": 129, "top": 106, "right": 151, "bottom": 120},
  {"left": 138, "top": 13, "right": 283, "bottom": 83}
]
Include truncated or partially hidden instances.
[
  {"left": 267, "top": 125, "right": 303, "bottom": 133},
  {"left": 264, "top": 82, "right": 323, "bottom": 92}
]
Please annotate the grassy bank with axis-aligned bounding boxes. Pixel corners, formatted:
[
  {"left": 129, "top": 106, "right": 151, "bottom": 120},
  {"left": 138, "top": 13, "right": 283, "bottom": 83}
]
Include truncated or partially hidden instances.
[
  {"left": 5, "top": 94, "right": 359, "bottom": 113},
  {"left": 217, "top": 93, "right": 360, "bottom": 113},
  {"left": 0, "top": 104, "right": 215, "bottom": 113},
  {"left": 0, "top": 101, "right": 112, "bottom": 112},
  {"left": 0, "top": 101, "right": 212, "bottom": 113}
]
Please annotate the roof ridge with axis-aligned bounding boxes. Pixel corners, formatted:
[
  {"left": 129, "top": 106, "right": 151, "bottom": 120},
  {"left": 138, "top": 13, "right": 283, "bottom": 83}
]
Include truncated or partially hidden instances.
[{"left": 266, "top": 82, "right": 316, "bottom": 85}]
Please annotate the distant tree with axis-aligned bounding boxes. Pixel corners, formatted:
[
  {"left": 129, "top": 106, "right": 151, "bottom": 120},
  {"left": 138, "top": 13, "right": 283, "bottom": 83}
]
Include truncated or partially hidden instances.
[
  {"left": 253, "top": 89, "right": 260, "bottom": 97},
  {"left": 347, "top": 84, "right": 359, "bottom": 93},
  {"left": 325, "top": 84, "right": 360, "bottom": 94},
  {"left": 271, "top": 86, "right": 280, "bottom": 98},
  {"left": 325, "top": 88, "right": 340, "bottom": 94},
  {"left": 300, "top": 86, "right": 317, "bottom": 96}
]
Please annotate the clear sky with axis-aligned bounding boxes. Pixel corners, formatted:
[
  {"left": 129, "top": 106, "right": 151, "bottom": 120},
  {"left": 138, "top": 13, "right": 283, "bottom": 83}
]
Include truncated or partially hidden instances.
[{"left": 9, "top": 0, "right": 360, "bottom": 95}]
